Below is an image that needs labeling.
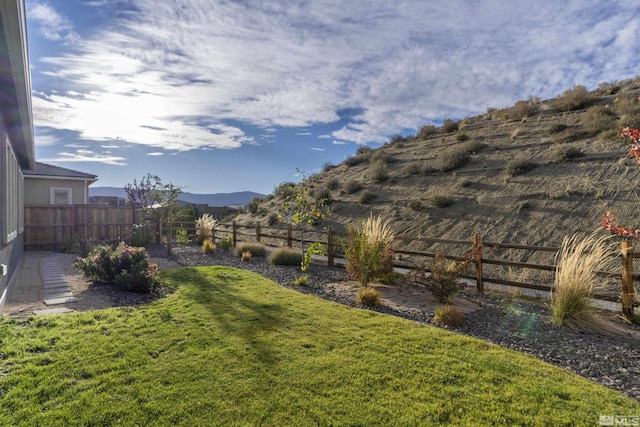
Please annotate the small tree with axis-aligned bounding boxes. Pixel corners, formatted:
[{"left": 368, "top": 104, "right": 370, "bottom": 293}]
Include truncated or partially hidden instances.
[
  {"left": 281, "top": 170, "right": 330, "bottom": 271},
  {"left": 344, "top": 214, "right": 395, "bottom": 287}
]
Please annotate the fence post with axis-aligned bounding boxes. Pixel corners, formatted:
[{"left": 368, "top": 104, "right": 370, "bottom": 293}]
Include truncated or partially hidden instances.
[
  {"left": 256, "top": 221, "right": 261, "bottom": 242},
  {"left": 473, "top": 232, "right": 484, "bottom": 295},
  {"left": 327, "top": 226, "right": 334, "bottom": 267},
  {"left": 287, "top": 223, "right": 293, "bottom": 248},
  {"left": 621, "top": 240, "right": 635, "bottom": 321},
  {"left": 232, "top": 221, "right": 237, "bottom": 248},
  {"left": 156, "top": 218, "right": 162, "bottom": 244}
]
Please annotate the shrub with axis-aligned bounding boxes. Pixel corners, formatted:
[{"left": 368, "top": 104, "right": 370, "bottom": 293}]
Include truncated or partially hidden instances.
[
  {"left": 618, "top": 112, "right": 640, "bottom": 131},
  {"left": 551, "top": 145, "right": 584, "bottom": 163},
  {"left": 176, "top": 228, "right": 190, "bottom": 247},
  {"left": 614, "top": 93, "right": 640, "bottom": 115},
  {"left": 247, "top": 197, "right": 261, "bottom": 214},
  {"left": 344, "top": 214, "right": 395, "bottom": 287},
  {"left": 73, "top": 242, "right": 158, "bottom": 293},
  {"left": 553, "top": 85, "right": 593, "bottom": 112},
  {"left": 548, "top": 123, "right": 569, "bottom": 134},
  {"left": 510, "top": 100, "right": 536, "bottom": 120},
  {"left": 345, "top": 180, "right": 362, "bottom": 194},
  {"left": 269, "top": 247, "right": 303, "bottom": 266},
  {"left": 505, "top": 157, "right": 536, "bottom": 176},
  {"left": 434, "top": 305, "right": 466, "bottom": 327},
  {"left": 370, "top": 160, "right": 389, "bottom": 183},
  {"left": 442, "top": 118, "right": 459, "bottom": 133},
  {"left": 356, "top": 146, "right": 373, "bottom": 156},
  {"left": 356, "top": 287, "right": 381, "bottom": 306},
  {"left": 462, "top": 140, "right": 485, "bottom": 154},
  {"left": 418, "top": 124, "right": 437, "bottom": 139},
  {"left": 313, "top": 188, "right": 332, "bottom": 203},
  {"left": 321, "top": 162, "right": 335, "bottom": 172},
  {"left": 404, "top": 163, "right": 421, "bottom": 175},
  {"left": 235, "top": 242, "right": 268, "bottom": 257},
  {"left": 430, "top": 194, "right": 454, "bottom": 208},
  {"left": 273, "top": 182, "right": 296, "bottom": 198},
  {"left": 195, "top": 213, "right": 217, "bottom": 244},
  {"left": 293, "top": 275, "right": 308, "bottom": 286},
  {"left": 409, "top": 200, "right": 424, "bottom": 211},
  {"left": 60, "top": 234, "right": 79, "bottom": 254},
  {"left": 241, "top": 251, "right": 252, "bottom": 262},
  {"left": 129, "top": 223, "right": 155, "bottom": 247},
  {"left": 456, "top": 132, "right": 469, "bottom": 142},
  {"left": 551, "top": 233, "right": 617, "bottom": 331},
  {"left": 580, "top": 105, "right": 615, "bottom": 134},
  {"left": 439, "top": 147, "right": 470, "bottom": 172},
  {"left": 344, "top": 155, "right": 367, "bottom": 167},
  {"left": 202, "top": 238, "right": 216, "bottom": 254},
  {"left": 218, "top": 235, "right": 233, "bottom": 251},
  {"left": 411, "top": 252, "right": 467, "bottom": 303},
  {"left": 359, "top": 191, "right": 377, "bottom": 204},
  {"left": 326, "top": 178, "right": 340, "bottom": 190}
]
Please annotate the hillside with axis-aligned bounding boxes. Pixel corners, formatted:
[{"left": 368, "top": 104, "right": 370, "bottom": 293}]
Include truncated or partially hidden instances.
[
  {"left": 234, "top": 79, "right": 640, "bottom": 270},
  {"left": 90, "top": 187, "right": 264, "bottom": 207}
]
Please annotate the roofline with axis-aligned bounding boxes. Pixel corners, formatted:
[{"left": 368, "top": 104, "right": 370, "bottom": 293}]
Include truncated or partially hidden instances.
[
  {"left": 24, "top": 174, "right": 98, "bottom": 184},
  {"left": 0, "top": 0, "right": 34, "bottom": 170}
]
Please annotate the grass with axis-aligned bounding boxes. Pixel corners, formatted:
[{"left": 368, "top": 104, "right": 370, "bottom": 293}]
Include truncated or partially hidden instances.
[
  {"left": 505, "top": 157, "right": 536, "bottom": 177},
  {"left": 268, "top": 247, "right": 303, "bottom": 266},
  {"left": 551, "top": 233, "right": 618, "bottom": 332},
  {"left": 235, "top": 242, "right": 268, "bottom": 257},
  {"left": 0, "top": 266, "right": 638, "bottom": 425}
]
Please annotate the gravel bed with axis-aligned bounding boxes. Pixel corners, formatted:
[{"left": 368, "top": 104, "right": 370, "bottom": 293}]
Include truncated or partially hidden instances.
[{"left": 150, "top": 244, "right": 640, "bottom": 402}]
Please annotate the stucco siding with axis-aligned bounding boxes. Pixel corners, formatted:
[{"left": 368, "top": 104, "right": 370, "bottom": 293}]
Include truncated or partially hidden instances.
[{"left": 25, "top": 178, "right": 89, "bottom": 205}]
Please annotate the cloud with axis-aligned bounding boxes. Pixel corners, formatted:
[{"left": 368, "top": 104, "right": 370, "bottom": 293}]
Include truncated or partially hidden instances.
[
  {"left": 27, "top": 2, "right": 79, "bottom": 43},
  {"left": 39, "top": 150, "right": 127, "bottom": 165},
  {"left": 310, "top": 148, "right": 325, "bottom": 152},
  {"left": 28, "top": 0, "right": 640, "bottom": 153},
  {"left": 147, "top": 152, "right": 163, "bottom": 156}
]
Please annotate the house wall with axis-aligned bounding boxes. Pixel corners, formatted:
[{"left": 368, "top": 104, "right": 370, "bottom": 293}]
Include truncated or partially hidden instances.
[
  {"left": 25, "top": 178, "right": 89, "bottom": 205},
  {"left": 0, "top": 136, "right": 25, "bottom": 311}
]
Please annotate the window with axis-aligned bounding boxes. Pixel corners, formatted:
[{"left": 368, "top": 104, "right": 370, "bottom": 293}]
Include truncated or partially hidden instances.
[
  {"left": 3, "top": 137, "right": 20, "bottom": 243},
  {"left": 50, "top": 187, "right": 72, "bottom": 205}
]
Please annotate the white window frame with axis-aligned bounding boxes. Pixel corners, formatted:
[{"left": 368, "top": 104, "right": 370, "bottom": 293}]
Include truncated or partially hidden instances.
[
  {"left": 3, "top": 138, "right": 19, "bottom": 243},
  {"left": 50, "top": 187, "right": 72, "bottom": 205}
]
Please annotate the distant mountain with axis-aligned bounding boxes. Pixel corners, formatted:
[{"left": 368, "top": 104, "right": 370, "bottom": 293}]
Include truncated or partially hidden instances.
[{"left": 89, "top": 187, "right": 264, "bottom": 207}]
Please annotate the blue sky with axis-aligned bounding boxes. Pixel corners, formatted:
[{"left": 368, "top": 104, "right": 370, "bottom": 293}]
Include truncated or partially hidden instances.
[{"left": 25, "top": 0, "right": 640, "bottom": 194}]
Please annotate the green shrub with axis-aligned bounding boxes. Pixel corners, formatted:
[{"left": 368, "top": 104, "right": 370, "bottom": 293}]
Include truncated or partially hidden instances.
[
  {"left": 411, "top": 252, "right": 467, "bottom": 303},
  {"left": 345, "top": 180, "right": 362, "bottom": 194},
  {"left": 370, "top": 160, "right": 389, "bottom": 183},
  {"left": 505, "top": 158, "right": 536, "bottom": 176},
  {"left": 456, "top": 132, "right": 469, "bottom": 142},
  {"left": 269, "top": 247, "right": 303, "bottom": 266},
  {"left": 267, "top": 212, "right": 279, "bottom": 226},
  {"left": 440, "top": 147, "right": 470, "bottom": 172},
  {"left": 129, "top": 224, "right": 155, "bottom": 247},
  {"left": 344, "top": 155, "right": 367, "bottom": 167},
  {"left": 356, "top": 146, "right": 373, "bottom": 156},
  {"left": 356, "top": 287, "right": 381, "bottom": 306},
  {"left": 430, "top": 194, "right": 454, "bottom": 208},
  {"left": 235, "top": 242, "right": 268, "bottom": 257},
  {"left": 313, "top": 188, "right": 332, "bottom": 203},
  {"left": 60, "top": 234, "right": 79, "bottom": 254},
  {"left": 553, "top": 85, "right": 593, "bottom": 112},
  {"left": 321, "top": 162, "right": 335, "bottom": 172},
  {"left": 344, "top": 214, "right": 395, "bottom": 287},
  {"left": 73, "top": 242, "right": 158, "bottom": 293},
  {"left": 359, "top": 191, "right": 377, "bottom": 204},
  {"left": 176, "top": 228, "right": 190, "bottom": 247},
  {"left": 218, "top": 235, "right": 233, "bottom": 251},
  {"left": 293, "top": 275, "right": 308, "bottom": 286}
]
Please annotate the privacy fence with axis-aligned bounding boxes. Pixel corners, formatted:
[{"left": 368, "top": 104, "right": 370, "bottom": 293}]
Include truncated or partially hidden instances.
[{"left": 23, "top": 205, "right": 638, "bottom": 318}]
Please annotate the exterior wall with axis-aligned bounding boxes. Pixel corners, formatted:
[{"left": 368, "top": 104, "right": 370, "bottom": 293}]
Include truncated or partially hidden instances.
[
  {"left": 0, "top": 234, "right": 23, "bottom": 311},
  {"left": 25, "top": 178, "right": 89, "bottom": 205}
]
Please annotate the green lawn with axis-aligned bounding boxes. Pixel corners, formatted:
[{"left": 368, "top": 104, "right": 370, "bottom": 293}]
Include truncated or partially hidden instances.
[{"left": 0, "top": 266, "right": 638, "bottom": 426}]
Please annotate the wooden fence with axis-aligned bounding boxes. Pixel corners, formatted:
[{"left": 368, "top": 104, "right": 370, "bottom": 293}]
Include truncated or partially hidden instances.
[
  {"left": 23, "top": 205, "right": 154, "bottom": 250},
  {"left": 23, "top": 207, "right": 638, "bottom": 318},
  {"left": 204, "top": 221, "right": 638, "bottom": 319}
]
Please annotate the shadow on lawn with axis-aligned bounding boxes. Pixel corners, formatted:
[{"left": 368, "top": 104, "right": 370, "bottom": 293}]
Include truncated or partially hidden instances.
[{"left": 175, "top": 267, "right": 288, "bottom": 366}]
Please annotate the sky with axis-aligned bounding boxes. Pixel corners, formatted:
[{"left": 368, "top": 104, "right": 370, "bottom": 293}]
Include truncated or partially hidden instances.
[{"left": 25, "top": 0, "right": 640, "bottom": 195}]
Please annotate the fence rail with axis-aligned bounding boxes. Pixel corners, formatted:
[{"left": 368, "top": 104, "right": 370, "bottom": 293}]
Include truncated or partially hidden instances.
[{"left": 23, "top": 206, "right": 638, "bottom": 318}]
